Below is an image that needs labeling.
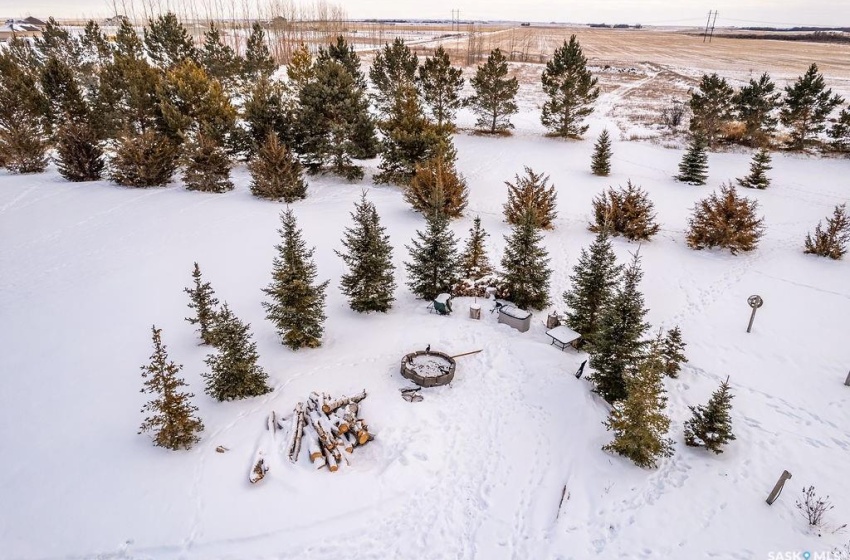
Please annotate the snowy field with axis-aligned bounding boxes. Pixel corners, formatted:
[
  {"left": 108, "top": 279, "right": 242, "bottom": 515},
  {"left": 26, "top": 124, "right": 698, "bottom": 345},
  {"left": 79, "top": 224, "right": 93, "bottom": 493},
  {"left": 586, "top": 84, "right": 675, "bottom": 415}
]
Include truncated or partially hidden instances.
[{"left": 2, "top": 83, "right": 850, "bottom": 560}]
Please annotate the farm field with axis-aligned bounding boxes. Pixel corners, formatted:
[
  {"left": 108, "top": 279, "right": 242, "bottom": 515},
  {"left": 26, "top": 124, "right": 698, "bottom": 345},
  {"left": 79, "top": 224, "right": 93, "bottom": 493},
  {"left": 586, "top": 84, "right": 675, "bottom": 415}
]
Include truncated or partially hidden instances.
[{"left": 1, "top": 21, "right": 850, "bottom": 560}]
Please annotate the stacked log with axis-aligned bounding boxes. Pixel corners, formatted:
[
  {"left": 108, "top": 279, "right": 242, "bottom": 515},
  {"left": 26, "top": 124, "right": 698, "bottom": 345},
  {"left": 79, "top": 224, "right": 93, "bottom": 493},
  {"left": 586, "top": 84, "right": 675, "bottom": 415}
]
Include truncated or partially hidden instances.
[{"left": 283, "top": 390, "right": 372, "bottom": 472}]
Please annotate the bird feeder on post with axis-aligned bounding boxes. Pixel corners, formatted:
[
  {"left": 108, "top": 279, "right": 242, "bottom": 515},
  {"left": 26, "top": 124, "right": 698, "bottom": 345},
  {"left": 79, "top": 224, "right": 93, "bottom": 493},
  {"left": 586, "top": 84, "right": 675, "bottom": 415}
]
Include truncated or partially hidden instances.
[
  {"left": 766, "top": 470, "right": 792, "bottom": 505},
  {"left": 746, "top": 295, "right": 763, "bottom": 333}
]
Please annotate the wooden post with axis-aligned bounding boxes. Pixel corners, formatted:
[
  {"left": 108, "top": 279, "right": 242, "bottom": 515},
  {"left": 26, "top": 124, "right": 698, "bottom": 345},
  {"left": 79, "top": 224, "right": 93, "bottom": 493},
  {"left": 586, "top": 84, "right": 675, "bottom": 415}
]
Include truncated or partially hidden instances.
[{"left": 766, "top": 470, "right": 792, "bottom": 505}]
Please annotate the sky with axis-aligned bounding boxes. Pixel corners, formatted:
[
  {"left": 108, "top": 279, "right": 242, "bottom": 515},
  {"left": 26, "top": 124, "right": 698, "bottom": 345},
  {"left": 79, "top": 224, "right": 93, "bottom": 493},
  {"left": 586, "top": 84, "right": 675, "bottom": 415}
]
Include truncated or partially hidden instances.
[{"left": 6, "top": 0, "right": 850, "bottom": 27}]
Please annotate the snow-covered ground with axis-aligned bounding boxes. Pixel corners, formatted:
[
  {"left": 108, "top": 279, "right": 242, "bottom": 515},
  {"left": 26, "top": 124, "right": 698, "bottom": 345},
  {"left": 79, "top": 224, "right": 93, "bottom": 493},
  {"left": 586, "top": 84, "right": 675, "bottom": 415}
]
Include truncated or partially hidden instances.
[{"left": 1, "top": 86, "right": 849, "bottom": 560}]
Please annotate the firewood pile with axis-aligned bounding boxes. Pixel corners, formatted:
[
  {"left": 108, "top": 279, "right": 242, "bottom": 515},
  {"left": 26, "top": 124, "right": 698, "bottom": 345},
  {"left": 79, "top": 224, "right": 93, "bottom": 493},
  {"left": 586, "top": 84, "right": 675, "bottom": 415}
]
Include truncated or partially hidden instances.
[{"left": 286, "top": 390, "right": 372, "bottom": 473}]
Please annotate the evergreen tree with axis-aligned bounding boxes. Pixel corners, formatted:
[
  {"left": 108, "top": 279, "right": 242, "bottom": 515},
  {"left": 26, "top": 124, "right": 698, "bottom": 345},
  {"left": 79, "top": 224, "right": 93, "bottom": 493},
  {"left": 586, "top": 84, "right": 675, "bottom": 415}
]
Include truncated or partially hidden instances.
[
  {"left": 780, "top": 63, "right": 844, "bottom": 150},
  {"left": 199, "top": 22, "right": 242, "bottom": 93},
  {"left": 468, "top": 48, "right": 519, "bottom": 134},
  {"left": 241, "top": 75, "right": 294, "bottom": 157},
  {"left": 262, "top": 209, "right": 329, "bottom": 350},
  {"left": 503, "top": 167, "right": 558, "bottom": 229},
  {"left": 804, "top": 204, "right": 850, "bottom": 260},
  {"left": 405, "top": 152, "right": 469, "bottom": 218},
  {"left": 540, "top": 35, "right": 600, "bottom": 138},
  {"left": 500, "top": 211, "right": 552, "bottom": 310},
  {"left": 563, "top": 229, "right": 622, "bottom": 349},
  {"left": 828, "top": 107, "right": 850, "bottom": 152},
  {"left": 405, "top": 211, "right": 461, "bottom": 300},
  {"left": 733, "top": 72, "right": 781, "bottom": 146},
  {"left": 184, "top": 262, "right": 221, "bottom": 345},
  {"left": 676, "top": 134, "right": 709, "bottom": 185},
  {"left": 588, "top": 251, "right": 651, "bottom": 403},
  {"left": 203, "top": 303, "right": 272, "bottom": 400},
  {"left": 689, "top": 73, "right": 734, "bottom": 147},
  {"left": 336, "top": 192, "right": 396, "bottom": 313},
  {"left": 138, "top": 326, "right": 204, "bottom": 450},
  {"left": 144, "top": 12, "right": 197, "bottom": 68},
  {"left": 687, "top": 183, "right": 765, "bottom": 254},
  {"left": 737, "top": 148, "right": 772, "bottom": 190},
  {"left": 34, "top": 17, "right": 82, "bottom": 67},
  {"left": 589, "top": 180, "right": 659, "bottom": 242},
  {"left": 243, "top": 22, "right": 276, "bottom": 79},
  {"left": 55, "top": 122, "right": 105, "bottom": 181},
  {"left": 110, "top": 129, "right": 179, "bottom": 187},
  {"left": 182, "top": 132, "right": 233, "bottom": 193},
  {"left": 249, "top": 132, "right": 306, "bottom": 202},
  {"left": 459, "top": 216, "right": 494, "bottom": 279},
  {"left": 375, "top": 84, "right": 441, "bottom": 185},
  {"left": 591, "top": 129, "right": 612, "bottom": 176},
  {"left": 602, "top": 338, "right": 674, "bottom": 468},
  {"left": 297, "top": 58, "right": 369, "bottom": 180},
  {"left": 40, "top": 56, "right": 89, "bottom": 130},
  {"left": 369, "top": 38, "right": 418, "bottom": 116},
  {"left": 286, "top": 43, "right": 313, "bottom": 93},
  {"left": 684, "top": 377, "right": 736, "bottom": 454},
  {"left": 417, "top": 45, "right": 464, "bottom": 133},
  {"left": 0, "top": 40, "right": 50, "bottom": 173},
  {"left": 0, "top": 122, "right": 49, "bottom": 174},
  {"left": 317, "top": 36, "right": 378, "bottom": 159},
  {"left": 661, "top": 326, "right": 688, "bottom": 378}
]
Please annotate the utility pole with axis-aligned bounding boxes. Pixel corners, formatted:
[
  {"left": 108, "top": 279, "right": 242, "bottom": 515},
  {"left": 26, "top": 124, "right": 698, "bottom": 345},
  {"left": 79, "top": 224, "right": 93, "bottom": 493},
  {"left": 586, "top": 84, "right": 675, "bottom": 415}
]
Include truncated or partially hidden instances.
[
  {"left": 708, "top": 10, "right": 719, "bottom": 42},
  {"left": 703, "top": 10, "right": 712, "bottom": 42}
]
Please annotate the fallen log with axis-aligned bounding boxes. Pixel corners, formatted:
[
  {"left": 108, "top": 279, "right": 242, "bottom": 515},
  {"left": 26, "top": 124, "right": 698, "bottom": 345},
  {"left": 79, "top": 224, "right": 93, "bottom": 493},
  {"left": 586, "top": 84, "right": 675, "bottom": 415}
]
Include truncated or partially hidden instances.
[
  {"left": 304, "top": 425, "right": 323, "bottom": 464},
  {"left": 450, "top": 349, "right": 483, "bottom": 359},
  {"left": 322, "top": 390, "right": 367, "bottom": 414},
  {"left": 287, "top": 403, "right": 306, "bottom": 463}
]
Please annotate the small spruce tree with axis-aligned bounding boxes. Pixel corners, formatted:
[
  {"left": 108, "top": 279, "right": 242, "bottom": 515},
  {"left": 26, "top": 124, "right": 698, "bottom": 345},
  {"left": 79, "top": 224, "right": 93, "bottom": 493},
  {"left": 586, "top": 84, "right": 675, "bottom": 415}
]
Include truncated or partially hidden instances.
[
  {"left": 503, "top": 167, "right": 559, "bottom": 230},
  {"left": 686, "top": 183, "right": 765, "bottom": 254},
  {"left": 243, "top": 22, "right": 276, "bottom": 79},
  {"left": 602, "top": 337, "right": 674, "bottom": 468},
  {"left": 405, "top": 152, "right": 469, "bottom": 218},
  {"left": 405, "top": 211, "right": 461, "bottom": 301},
  {"left": 336, "top": 192, "right": 396, "bottom": 313},
  {"left": 110, "top": 129, "right": 178, "bottom": 187},
  {"left": 203, "top": 303, "right": 272, "bottom": 401},
  {"left": 780, "top": 63, "right": 844, "bottom": 150},
  {"left": 500, "top": 210, "right": 552, "bottom": 310},
  {"left": 459, "top": 216, "right": 494, "bottom": 279},
  {"left": 828, "top": 107, "right": 850, "bottom": 152},
  {"left": 563, "top": 229, "right": 622, "bottom": 349},
  {"left": 684, "top": 377, "right": 736, "bottom": 454},
  {"left": 661, "top": 326, "right": 688, "bottom": 378},
  {"left": 540, "top": 35, "right": 600, "bottom": 138},
  {"left": 468, "top": 48, "right": 519, "bottom": 134},
  {"left": 143, "top": 12, "right": 197, "bottom": 68},
  {"left": 182, "top": 132, "right": 233, "bottom": 193},
  {"left": 588, "top": 251, "right": 651, "bottom": 403},
  {"left": 55, "top": 122, "right": 105, "bottom": 181},
  {"left": 589, "top": 180, "right": 659, "bottom": 242},
  {"left": 804, "top": 204, "right": 850, "bottom": 260},
  {"left": 591, "top": 129, "right": 612, "bottom": 176},
  {"left": 737, "top": 148, "right": 772, "bottom": 190},
  {"left": 676, "top": 135, "right": 709, "bottom": 185},
  {"left": 184, "top": 262, "right": 221, "bottom": 345},
  {"left": 249, "top": 133, "right": 306, "bottom": 202},
  {"left": 262, "top": 209, "right": 329, "bottom": 349},
  {"left": 241, "top": 75, "right": 294, "bottom": 157},
  {"left": 286, "top": 43, "right": 313, "bottom": 93},
  {"left": 139, "top": 326, "right": 204, "bottom": 450}
]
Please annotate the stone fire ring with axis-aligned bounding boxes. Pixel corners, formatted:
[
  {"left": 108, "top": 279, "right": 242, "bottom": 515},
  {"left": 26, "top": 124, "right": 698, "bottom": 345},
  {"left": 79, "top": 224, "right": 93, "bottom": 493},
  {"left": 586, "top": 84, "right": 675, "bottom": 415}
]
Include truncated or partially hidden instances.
[{"left": 400, "top": 351, "right": 456, "bottom": 387}]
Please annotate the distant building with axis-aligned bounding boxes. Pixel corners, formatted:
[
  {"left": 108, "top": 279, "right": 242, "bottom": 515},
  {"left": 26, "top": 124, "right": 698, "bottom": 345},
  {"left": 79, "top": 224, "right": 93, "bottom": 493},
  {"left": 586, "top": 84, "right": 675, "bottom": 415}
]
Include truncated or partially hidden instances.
[
  {"left": 0, "top": 20, "right": 43, "bottom": 41},
  {"left": 102, "top": 15, "right": 128, "bottom": 26}
]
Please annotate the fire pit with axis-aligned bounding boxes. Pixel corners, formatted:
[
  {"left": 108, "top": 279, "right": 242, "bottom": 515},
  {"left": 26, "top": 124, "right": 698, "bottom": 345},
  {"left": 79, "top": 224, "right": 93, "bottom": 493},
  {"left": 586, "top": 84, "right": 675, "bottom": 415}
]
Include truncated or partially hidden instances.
[{"left": 400, "top": 350, "right": 456, "bottom": 387}]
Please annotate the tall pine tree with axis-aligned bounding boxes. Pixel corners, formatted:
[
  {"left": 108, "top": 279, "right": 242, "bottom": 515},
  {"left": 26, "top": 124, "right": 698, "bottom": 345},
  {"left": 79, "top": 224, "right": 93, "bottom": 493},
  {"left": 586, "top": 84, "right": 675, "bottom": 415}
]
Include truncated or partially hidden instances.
[
  {"left": 199, "top": 22, "right": 242, "bottom": 93},
  {"left": 138, "top": 326, "right": 204, "bottom": 450},
  {"left": 369, "top": 38, "right": 418, "bottom": 116},
  {"left": 405, "top": 211, "right": 461, "bottom": 300},
  {"left": 591, "top": 129, "right": 612, "bottom": 176},
  {"left": 676, "top": 134, "right": 709, "bottom": 185},
  {"left": 540, "top": 35, "right": 600, "bottom": 138},
  {"left": 780, "top": 63, "right": 844, "bottom": 150},
  {"left": 143, "top": 12, "right": 197, "bottom": 69},
  {"left": 684, "top": 377, "right": 736, "bottom": 454},
  {"left": 689, "top": 73, "right": 734, "bottom": 147},
  {"left": 588, "top": 251, "right": 650, "bottom": 403},
  {"left": 459, "top": 216, "right": 494, "bottom": 279},
  {"left": 737, "top": 148, "right": 772, "bottom": 190},
  {"left": 733, "top": 72, "right": 781, "bottom": 146},
  {"left": 203, "top": 303, "right": 272, "bottom": 400},
  {"left": 243, "top": 22, "right": 276, "bottom": 79},
  {"left": 184, "top": 262, "right": 221, "bottom": 345},
  {"left": 262, "top": 209, "right": 329, "bottom": 349},
  {"left": 468, "top": 49, "right": 519, "bottom": 134},
  {"left": 500, "top": 210, "right": 552, "bottom": 310},
  {"left": 603, "top": 337, "right": 674, "bottom": 468},
  {"left": 417, "top": 45, "right": 464, "bottom": 134},
  {"left": 563, "top": 230, "right": 622, "bottom": 349},
  {"left": 336, "top": 192, "right": 396, "bottom": 313}
]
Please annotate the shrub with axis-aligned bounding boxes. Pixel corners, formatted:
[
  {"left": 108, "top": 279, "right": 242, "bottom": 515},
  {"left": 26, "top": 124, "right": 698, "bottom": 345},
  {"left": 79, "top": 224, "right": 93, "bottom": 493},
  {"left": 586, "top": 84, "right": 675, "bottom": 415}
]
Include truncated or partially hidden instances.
[
  {"left": 589, "top": 180, "right": 659, "bottom": 241},
  {"left": 405, "top": 154, "right": 468, "bottom": 219},
  {"left": 55, "top": 122, "right": 105, "bottom": 181},
  {"left": 686, "top": 182, "right": 764, "bottom": 254},
  {"left": 110, "top": 129, "right": 178, "bottom": 187},
  {"left": 503, "top": 167, "right": 558, "bottom": 229},
  {"left": 804, "top": 204, "right": 850, "bottom": 260}
]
